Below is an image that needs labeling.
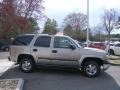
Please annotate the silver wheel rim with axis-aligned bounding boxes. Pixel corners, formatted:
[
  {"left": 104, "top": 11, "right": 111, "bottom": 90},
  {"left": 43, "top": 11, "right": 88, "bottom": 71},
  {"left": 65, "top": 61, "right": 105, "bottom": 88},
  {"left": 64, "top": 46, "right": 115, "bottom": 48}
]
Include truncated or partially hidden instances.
[
  {"left": 86, "top": 64, "right": 97, "bottom": 76},
  {"left": 22, "top": 60, "right": 32, "bottom": 71}
]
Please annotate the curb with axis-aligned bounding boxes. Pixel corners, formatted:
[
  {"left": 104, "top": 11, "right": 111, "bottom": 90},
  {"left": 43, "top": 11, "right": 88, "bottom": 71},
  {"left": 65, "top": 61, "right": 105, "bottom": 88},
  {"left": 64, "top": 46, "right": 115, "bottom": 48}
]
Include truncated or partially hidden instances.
[
  {"left": 0, "top": 78, "right": 24, "bottom": 90},
  {"left": 16, "top": 78, "right": 24, "bottom": 90},
  {"left": 110, "top": 63, "right": 120, "bottom": 66}
]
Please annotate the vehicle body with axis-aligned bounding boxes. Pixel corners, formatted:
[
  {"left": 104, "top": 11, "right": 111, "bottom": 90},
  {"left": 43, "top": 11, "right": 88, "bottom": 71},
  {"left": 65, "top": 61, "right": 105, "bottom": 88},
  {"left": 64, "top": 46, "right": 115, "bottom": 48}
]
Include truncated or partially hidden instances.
[
  {"left": 9, "top": 34, "right": 110, "bottom": 77},
  {"left": 108, "top": 42, "right": 120, "bottom": 55},
  {"left": 89, "top": 42, "right": 106, "bottom": 50}
]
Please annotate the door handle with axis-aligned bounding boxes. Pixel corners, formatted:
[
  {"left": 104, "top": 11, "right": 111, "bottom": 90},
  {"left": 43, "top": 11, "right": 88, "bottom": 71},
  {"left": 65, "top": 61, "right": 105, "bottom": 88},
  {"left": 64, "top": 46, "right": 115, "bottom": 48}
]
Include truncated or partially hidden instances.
[
  {"left": 52, "top": 50, "right": 57, "bottom": 53},
  {"left": 33, "top": 49, "right": 38, "bottom": 52}
]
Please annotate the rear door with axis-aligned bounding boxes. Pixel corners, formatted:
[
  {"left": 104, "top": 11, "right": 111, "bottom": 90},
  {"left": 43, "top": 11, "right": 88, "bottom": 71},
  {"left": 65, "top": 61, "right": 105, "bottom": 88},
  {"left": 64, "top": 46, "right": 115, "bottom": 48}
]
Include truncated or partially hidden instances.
[
  {"left": 10, "top": 35, "right": 34, "bottom": 60},
  {"left": 31, "top": 36, "right": 52, "bottom": 62},
  {"left": 50, "top": 36, "right": 80, "bottom": 61}
]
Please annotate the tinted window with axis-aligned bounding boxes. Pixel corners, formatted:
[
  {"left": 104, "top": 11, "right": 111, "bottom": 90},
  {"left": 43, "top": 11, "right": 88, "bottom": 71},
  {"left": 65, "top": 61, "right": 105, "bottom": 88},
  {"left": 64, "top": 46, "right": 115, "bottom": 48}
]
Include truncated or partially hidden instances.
[
  {"left": 54, "top": 37, "right": 73, "bottom": 48},
  {"left": 34, "top": 36, "right": 51, "bottom": 47},
  {"left": 12, "top": 35, "right": 34, "bottom": 45},
  {"left": 115, "top": 44, "right": 120, "bottom": 47}
]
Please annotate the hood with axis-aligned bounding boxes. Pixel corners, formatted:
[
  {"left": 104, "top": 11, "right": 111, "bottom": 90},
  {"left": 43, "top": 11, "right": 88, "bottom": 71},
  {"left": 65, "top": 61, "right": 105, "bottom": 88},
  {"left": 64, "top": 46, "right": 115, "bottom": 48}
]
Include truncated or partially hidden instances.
[
  {"left": 84, "top": 47, "right": 106, "bottom": 53},
  {"left": 80, "top": 47, "right": 107, "bottom": 57}
]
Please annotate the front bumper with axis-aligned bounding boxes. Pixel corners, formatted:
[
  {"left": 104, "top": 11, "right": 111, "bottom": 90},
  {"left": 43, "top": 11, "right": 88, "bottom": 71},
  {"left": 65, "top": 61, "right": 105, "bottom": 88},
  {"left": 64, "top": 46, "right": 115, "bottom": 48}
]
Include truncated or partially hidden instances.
[
  {"left": 102, "top": 63, "right": 110, "bottom": 70},
  {"left": 101, "top": 60, "right": 110, "bottom": 70}
]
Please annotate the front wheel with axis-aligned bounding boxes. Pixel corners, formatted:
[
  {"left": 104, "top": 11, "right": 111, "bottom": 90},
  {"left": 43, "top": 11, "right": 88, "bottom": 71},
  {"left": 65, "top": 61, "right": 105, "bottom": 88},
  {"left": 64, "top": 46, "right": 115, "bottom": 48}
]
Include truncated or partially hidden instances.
[
  {"left": 19, "top": 57, "right": 35, "bottom": 73},
  {"left": 83, "top": 61, "right": 101, "bottom": 78}
]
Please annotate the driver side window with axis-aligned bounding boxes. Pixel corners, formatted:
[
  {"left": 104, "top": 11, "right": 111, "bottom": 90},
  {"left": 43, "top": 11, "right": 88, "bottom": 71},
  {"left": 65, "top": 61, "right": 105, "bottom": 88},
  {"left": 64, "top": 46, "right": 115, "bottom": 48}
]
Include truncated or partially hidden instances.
[{"left": 54, "top": 37, "right": 73, "bottom": 48}]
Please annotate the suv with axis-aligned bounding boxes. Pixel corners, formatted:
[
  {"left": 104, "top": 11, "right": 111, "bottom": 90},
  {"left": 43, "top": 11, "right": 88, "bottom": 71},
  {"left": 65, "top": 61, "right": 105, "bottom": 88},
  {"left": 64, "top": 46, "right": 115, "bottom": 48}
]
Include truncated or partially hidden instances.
[{"left": 9, "top": 34, "right": 110, "bottom": 77}]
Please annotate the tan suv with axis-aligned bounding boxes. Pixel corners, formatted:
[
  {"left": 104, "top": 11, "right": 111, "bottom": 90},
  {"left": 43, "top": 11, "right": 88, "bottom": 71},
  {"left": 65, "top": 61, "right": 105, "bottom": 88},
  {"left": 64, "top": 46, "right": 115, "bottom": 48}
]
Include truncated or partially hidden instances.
[{"left": 9, "top": 34, "right": 110, "bottom": 77}]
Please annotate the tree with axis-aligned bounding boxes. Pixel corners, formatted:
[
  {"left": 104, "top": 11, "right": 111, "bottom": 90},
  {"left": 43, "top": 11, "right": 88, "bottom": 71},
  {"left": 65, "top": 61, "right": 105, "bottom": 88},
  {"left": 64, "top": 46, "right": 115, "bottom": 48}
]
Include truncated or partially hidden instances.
[
  {"left": 102, "top": 9, "right": 117, "bottom": 55},
  {"left": 64, "top": 13, "right": 87, "bottom": 31},
  {"left": 91, "top": 24, "right": 106, "bottom": 41},
  {"left": 102, "top": 9, "right": 116, "bottom": 41},
  {"left": 0, "top": 0, "right": 44, "bottom": 42},
  {"left": 63, "top": 13, "right": 87, "bottom": 41},
  {"left": 28, "top": 17, "right": 39, "bottom": 33},
  {"left": 114, "top": 16, "right": 120, "bottom": 29},
  {"left": 64, "top": 24, "right": 74, "bottom": 37},
  {"left": 42, "top": 18, "right": 58, "bottom": 35}
]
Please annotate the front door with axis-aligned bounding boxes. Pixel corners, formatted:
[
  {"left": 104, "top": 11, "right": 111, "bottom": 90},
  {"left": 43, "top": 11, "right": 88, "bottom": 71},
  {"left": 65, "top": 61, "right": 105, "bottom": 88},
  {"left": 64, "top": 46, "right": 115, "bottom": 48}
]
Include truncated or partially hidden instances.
[{"left": 51, "top": 36, "right": 80, "bottom": 61}]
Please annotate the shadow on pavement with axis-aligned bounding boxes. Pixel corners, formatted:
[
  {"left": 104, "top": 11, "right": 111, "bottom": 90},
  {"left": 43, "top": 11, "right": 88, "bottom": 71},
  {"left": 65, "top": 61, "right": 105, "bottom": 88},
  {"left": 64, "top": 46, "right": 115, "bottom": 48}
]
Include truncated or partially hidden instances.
[{"left": 0, "top": 66, "right": 120, "bottom": 90}]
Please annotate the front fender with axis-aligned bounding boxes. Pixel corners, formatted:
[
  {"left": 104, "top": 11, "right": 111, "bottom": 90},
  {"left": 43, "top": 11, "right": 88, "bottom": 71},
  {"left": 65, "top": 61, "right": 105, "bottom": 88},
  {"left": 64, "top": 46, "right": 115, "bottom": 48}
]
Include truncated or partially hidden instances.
[{"left": 78, "top": 55, "right": 104, "bottom": 66}]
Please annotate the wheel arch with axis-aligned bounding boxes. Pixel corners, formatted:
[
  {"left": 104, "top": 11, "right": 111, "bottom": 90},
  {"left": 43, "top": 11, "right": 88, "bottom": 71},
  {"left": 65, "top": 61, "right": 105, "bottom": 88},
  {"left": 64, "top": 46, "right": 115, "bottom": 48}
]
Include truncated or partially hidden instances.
[
  {"left": 80, "top": 57, "right": 104, "bottom": 67},
  {"left": 17, "top": 54, "right": 36, "bottom": 64},
  {"left": 109, "top": 49, "right": 115, "bottom": 55}
]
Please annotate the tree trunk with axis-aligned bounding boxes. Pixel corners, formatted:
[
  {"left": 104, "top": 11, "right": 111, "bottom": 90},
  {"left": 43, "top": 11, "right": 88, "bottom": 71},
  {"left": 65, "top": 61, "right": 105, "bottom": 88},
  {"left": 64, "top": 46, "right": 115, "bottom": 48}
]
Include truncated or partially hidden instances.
[{"left": 108, "top": 32, "right": 111, "bottom": 56}]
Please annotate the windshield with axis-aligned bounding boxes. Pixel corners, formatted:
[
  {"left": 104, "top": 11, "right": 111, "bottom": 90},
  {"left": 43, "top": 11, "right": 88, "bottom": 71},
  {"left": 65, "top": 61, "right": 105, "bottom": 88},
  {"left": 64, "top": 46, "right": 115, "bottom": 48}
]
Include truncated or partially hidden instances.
[{"left": 67, "top": 37, "right": 81, "bottom": 48}]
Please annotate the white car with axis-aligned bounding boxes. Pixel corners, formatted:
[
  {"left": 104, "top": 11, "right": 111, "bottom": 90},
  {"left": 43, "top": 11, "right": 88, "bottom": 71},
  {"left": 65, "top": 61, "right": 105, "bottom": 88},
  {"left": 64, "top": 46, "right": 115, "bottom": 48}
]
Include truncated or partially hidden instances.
[{"left": 108, "top": 43, "right": 120, "bottom": 55}]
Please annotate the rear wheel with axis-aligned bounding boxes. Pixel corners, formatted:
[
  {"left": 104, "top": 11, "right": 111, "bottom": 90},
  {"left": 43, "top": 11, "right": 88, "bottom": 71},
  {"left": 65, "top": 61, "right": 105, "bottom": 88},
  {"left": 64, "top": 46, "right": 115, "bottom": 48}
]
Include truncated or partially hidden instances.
[
  {"left": 83, "top": 61, "right": 101, "bottom": 78},
  {"left": 19, "top": 57, "right": 35, "bottom": 73}
]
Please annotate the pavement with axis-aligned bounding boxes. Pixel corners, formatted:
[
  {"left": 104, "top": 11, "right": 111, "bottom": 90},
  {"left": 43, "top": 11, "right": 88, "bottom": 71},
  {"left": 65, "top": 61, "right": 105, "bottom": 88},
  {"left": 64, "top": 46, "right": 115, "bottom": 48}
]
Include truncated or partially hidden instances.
[
  {"left": 0, "top": 59, "right": 14, "bottom": 76},
  {"left": 0, "top": 52, "right": 14, "bottom": 76},
  {"left": 0, "top": 52, "right": 120, "bottom": 90}
]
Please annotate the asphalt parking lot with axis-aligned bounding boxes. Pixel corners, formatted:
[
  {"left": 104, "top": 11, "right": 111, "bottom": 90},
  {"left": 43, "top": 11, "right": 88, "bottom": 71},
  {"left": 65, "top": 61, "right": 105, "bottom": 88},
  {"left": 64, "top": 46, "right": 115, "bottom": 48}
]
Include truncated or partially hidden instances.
[
  {"left": 0, "top": 52, "right": 9, "bottom": 59},
  {"left": 0, "top": 52, "right": 120, "bottom": 90}
]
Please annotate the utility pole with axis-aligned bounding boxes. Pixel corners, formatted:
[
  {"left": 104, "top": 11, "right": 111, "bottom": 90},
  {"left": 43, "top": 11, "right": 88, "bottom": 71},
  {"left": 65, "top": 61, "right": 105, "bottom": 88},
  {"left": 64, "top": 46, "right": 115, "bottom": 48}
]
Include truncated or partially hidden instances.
[{"left": 87, "top": 0, "right": 90, "bottom": 47}]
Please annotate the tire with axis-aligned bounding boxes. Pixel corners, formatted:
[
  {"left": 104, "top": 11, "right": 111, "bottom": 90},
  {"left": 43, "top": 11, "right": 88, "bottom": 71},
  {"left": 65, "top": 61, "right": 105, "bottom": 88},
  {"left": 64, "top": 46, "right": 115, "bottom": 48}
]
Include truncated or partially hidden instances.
[
  {"left": 5, "top": 48, "right": 9, "bottom": 52},
  {"left": 19, "top": 57, "right": 35, "bottom": 73},
  {"left": 83, "top": 61, "right": 100, "bottom": 78},
  {"left": 109, "top": 49, "right": 114, "bottom": 55}
]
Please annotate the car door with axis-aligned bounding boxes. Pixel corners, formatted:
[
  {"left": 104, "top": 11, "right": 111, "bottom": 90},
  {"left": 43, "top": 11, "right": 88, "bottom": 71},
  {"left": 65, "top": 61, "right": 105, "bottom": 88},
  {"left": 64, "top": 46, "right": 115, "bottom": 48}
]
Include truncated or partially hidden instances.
[
  {"left": 32, "top": 36, "right": 52, "bottom": 62},
  {"left": 114, "top": 43, "right": 120, "bottom": 55},
  {"left": 50, "top": 36, "right": 80, "bottom": 61}
]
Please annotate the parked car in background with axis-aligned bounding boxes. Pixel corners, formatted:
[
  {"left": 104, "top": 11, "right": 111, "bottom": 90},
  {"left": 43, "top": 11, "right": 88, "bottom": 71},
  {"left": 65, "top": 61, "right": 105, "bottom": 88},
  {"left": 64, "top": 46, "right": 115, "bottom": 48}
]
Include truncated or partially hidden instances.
[
  {"left": 89, "top": 42, "right": 106, "bottom": 50},
  {"left": 0, "top": 45, "right": 9, "bottom": 51},
  {"left": 0, "top": 42, "right": 9, "bottom": 52},
  {"left": 108, "top": 43, "right": 120, "bottom": 55}
]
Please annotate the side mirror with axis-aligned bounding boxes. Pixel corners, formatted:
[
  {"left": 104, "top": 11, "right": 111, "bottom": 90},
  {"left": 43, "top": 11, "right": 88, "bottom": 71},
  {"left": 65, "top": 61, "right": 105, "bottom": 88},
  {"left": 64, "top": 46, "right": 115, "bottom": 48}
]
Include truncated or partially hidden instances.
[{"left": 69, "top": 45, "right": 76, "bottom": 50}]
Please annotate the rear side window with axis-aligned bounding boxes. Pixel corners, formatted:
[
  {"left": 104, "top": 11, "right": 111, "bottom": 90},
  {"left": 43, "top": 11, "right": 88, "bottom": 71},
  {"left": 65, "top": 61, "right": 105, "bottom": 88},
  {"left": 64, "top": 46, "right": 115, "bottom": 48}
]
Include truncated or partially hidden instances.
[
  {"left": 12, "top": 35, "right": 34, "bottom": 45},
  {"left": 34, "top": 36, "right": 51, "bottom": 47}
]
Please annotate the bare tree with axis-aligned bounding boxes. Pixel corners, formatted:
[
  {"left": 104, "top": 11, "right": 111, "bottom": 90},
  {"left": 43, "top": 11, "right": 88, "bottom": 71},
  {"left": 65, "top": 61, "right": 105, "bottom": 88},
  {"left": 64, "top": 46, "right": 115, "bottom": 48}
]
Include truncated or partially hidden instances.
[
  {"left": 63, "top": 13, "right": 87, "bottom": 41},
  {"left": 14, "top": 0, "right": 44, "bottom": 19},
  {"left": 64, "top": 13, "right": 87, "bottom": 31},
  {"left": 102, "top": 9, "right": 116, "bottom": 54},
  {"left": 102, "top": 9, "right": 116, "bottom": 41}
]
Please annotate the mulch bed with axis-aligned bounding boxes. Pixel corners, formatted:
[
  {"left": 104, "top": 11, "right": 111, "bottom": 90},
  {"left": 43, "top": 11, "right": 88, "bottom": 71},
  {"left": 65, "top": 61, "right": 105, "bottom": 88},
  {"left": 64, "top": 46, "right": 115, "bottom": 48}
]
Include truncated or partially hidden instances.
[{"left": 0, "top": 79, "right": 18, "bottom": 90}]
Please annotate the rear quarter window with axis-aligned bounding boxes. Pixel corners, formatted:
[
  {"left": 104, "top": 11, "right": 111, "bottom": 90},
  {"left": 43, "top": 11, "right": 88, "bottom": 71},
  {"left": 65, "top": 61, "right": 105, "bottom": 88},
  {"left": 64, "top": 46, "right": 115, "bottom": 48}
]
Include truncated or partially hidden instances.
[{"left": 12, "top": 35, "right": 34, "bottom": 46}]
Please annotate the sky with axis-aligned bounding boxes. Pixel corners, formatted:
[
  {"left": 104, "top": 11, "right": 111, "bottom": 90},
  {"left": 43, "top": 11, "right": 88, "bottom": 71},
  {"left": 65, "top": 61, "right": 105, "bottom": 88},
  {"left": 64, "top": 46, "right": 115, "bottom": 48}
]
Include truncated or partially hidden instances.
[{"left": 41, "top": 0, "right": 120, "bottom": 33}]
